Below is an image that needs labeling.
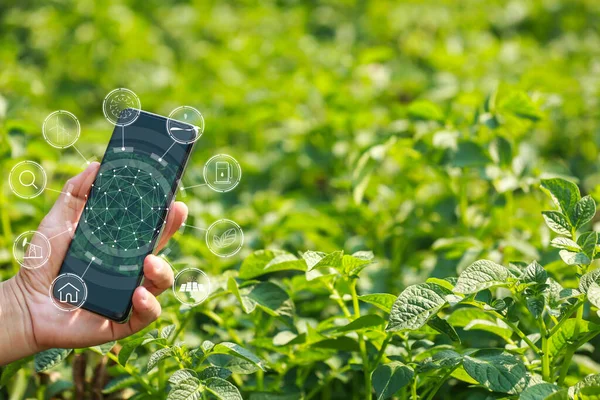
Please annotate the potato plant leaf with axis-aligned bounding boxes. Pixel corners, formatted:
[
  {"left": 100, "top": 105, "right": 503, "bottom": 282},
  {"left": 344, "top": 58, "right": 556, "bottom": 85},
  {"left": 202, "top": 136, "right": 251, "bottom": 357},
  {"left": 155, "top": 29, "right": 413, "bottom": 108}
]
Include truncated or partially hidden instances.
[
  {"left": 332, "top": 314, "right": 386, "bottom": 334},
  {"left": 240, "top": 250, "right": 307, "bottom": 279},
  {"left": 371, "top": 361, "right": 414, "bottom": 400},
  {"left": 500, "top": 91, "right": 543, "bottom": 121},
  {"left": 358, "top": 293, "right": 397, "bottom": 313},
  {"left": 559, "top": 249, "right": 591, "bottom": 266},
  {"left": 550, "top": 237, "right": 581, "bottom": 252},
  {"left": 427, "top": 315, "right": 460, "bottom": 343},
  {"left": 103, "top": 376, "right": 138, "bottom": 394},
  {"left": 542, "top": 211, "right": 572, "bottom": 236},
  {"left": 167, "top": 377, "right": 202, "bottom": 400},
  {"left": 407, "top": 100, "right": 444, "bottom": 121},
  {"left": 521, "top": 261, "right": 547, "bottom": 284},
  {"left": 211, "top": 342, "right": 266, "bottom": 371},
  {"left": 572, "top": 195, "right": 596, "bottom": 229},
  {"left": 572, "top": 374, "right": 600, "bottom": 397},
  {"left": 34, "top": 349, "right": 72, "bottom": 372},
  {"left": 0, "top": 356, "right": 32, "bottom": 387},
  {"left": 147, "top": 347, "right": 174, "bottom": 371},
  {"left": 204, "top": 377, "right": 243, "bottom": 400},
  {"left": 453, "top": 260, "right": 512, "bottom": 294},
  {"left": 462, "top": 349, "right": 528, "bottom": 394},
  {"left": 519, "top": 383, "right": 561, "bottom": 400},
  {"left": 580, "top": 268, "right": 600, "bottom": 294},
  {"left": 540, "top": 178, "right": 581, "bottom": 217},
  {"left": 387, "top": 283, "right": 451, "bottom": 331}
]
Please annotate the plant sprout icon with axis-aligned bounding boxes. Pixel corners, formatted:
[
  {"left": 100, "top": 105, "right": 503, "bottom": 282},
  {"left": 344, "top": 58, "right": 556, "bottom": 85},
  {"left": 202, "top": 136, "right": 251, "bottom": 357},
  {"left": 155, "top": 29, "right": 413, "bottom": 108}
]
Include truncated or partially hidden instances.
[{"left": 213, "top": 229, "right": 237, "bottom": 249}]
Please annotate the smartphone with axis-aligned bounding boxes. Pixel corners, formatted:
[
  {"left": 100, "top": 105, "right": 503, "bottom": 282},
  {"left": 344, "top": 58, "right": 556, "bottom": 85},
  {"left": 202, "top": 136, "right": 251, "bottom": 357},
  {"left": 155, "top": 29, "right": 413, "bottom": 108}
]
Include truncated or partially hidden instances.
[{"left": 54, "top": 109, "right": 197, "bottom": 322}]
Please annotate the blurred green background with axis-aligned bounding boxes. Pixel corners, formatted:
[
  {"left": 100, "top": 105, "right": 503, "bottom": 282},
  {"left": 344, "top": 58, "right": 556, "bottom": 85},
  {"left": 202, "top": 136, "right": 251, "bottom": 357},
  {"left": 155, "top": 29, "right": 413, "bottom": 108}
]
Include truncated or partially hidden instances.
[{"left": 1, "top": 0, "right": 600, "bottom": 394}]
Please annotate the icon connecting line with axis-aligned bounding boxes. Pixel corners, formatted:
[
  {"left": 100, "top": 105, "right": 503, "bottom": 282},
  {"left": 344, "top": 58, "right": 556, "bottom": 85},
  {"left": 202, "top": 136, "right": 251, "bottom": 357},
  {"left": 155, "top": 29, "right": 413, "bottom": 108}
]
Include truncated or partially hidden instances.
[
  {"left": 72, "top": 144, "right": 91, "bottom": 165},
  {"left": 180, "top": 223, "right": 206, "bottom": 232},
  {"left": 159, "top": 142, "right": 176, "bottom": 163},
  {"left": 81, "top": 257, "right": 95, "bottom": 278}
]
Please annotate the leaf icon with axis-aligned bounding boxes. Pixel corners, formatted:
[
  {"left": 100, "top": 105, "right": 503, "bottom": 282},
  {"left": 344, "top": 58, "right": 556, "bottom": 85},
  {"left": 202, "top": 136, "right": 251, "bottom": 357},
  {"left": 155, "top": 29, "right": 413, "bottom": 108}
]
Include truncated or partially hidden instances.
[{"left": 212, "top": 228, "right": 237, "bottom": 248}]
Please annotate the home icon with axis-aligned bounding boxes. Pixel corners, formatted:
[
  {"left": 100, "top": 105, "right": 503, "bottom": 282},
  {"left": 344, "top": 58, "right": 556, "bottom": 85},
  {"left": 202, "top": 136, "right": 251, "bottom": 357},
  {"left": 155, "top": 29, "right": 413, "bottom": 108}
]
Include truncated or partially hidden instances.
[{"left": 57, "top": 282, "right": 80, "bottom": 303}]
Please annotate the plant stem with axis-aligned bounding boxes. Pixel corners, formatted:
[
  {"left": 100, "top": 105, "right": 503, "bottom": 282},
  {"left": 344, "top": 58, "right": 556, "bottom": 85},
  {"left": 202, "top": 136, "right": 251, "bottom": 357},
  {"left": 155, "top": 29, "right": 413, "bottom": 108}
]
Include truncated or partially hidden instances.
[
  {"left": 557, "top": 304, "right": 584, "bottom": 385},
  {"left": 548, "top": 299, "right": 584, "bottom": 336},
  {"left": 95, "top": 349, "right": 157, "bottom": 395},
  {"left": 350, "top": 279, "right": 372, "bottom": 400},
  {"left": 372, "top": 333, "right": 393, "bottom": 368},
  {"left": 539, "top": 318, "right": 550, "bottom": 382},
  {"left": 424, "top": 368, "right": 455, "bottom": 400},
  {"left": 411, "top": 378, "right": 418, "bottom": 400}
]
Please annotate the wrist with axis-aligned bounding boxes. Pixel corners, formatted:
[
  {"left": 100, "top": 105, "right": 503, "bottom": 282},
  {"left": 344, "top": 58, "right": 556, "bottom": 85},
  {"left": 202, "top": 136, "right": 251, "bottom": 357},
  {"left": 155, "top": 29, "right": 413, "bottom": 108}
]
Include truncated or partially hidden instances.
[{"left": 0, "top": 276, "right": 41, "bottom": 365}]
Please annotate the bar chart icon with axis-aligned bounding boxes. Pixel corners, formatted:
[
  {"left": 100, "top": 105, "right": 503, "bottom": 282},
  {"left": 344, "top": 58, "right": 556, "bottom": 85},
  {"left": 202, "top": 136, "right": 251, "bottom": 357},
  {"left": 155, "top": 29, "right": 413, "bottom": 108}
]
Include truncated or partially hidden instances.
[{"left": 179, "top": 281, "right": 206, "bottom": 294}]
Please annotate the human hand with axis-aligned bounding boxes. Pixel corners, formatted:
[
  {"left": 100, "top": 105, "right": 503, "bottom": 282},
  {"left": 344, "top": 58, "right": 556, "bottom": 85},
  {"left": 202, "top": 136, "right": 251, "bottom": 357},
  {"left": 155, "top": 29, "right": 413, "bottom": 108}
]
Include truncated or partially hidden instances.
[{"left": 0, "top": 162, "right": 188, "bottom": 365}]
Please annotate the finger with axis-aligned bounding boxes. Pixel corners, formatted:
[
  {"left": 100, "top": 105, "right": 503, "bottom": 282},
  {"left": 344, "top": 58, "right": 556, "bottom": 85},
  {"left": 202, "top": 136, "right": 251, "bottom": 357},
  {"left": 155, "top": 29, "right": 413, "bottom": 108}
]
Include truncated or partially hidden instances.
[
  {"left": 126, "top": 286, "right": 162, "bottom": 334},
  {"left": 155, "top": 201, "right": 188, "bottom": 252},
  {"left": 142, "top": 254, "right": 174, "bottom": 295}
]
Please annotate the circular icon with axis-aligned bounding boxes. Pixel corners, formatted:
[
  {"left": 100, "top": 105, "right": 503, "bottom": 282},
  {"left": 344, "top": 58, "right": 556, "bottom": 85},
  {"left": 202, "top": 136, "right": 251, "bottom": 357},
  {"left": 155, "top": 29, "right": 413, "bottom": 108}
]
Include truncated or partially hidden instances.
[
  {"left": 42, "top": 110, "right": 81, "bottom": 148},
  {"left": 206, "top": 219, "right": 244, "bottom": 257},
  {"left": 49, "top": 273, "right": 88, "bottom": 312},
  {"left": 13, "top": 231, "right": 51, "bottom": 269},
  {"left": 173, "top": 268, "right": 211, "bottom": 306},
  {"left": 103, "top": 88, "right": 141, "bottom": 126},
  {"left": 9, "top": 161, "right": 47, "bottom": 199},
  {"left": 167, "top": 106, "right": 204, "bottom": 144},
  {"left": 203, "top": 154, "right": 242, "bottom": 193}
]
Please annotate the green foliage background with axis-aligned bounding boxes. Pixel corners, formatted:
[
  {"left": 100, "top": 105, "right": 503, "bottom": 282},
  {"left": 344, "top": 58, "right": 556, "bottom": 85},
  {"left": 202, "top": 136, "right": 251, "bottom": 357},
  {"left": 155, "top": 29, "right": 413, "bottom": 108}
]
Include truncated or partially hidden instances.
[{"left": 2, "top": 0, "right": 600, "bottom": 399}]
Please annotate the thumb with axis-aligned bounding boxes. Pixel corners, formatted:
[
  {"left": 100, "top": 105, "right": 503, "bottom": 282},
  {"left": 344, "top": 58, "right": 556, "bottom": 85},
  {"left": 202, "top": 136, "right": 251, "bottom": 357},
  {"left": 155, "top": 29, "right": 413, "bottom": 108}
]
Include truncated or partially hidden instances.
[{"left": 43, "top": 161, "right": 100, "bottom": 229}]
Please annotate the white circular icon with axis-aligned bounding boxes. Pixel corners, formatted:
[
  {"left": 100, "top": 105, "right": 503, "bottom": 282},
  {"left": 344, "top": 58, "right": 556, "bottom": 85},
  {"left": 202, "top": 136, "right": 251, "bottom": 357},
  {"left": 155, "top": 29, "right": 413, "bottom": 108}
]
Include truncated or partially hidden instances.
[
  {"left": 206, "top": 219, "right": 244, "bottom": 257},
  {"left": 42, "top": 110, "right": 81, "bottom": 149},
  {"left": 13, "top": 231, "right": 51, "bottom": 269},
  {"left": 49, "top": 273, "right": 88, "bottom": 312},
  {"left": 167, "top": 106, "right": 204, "bottom": 144},
  {"left": 203, "top": 154, "right": 242, "bottom": 193},
  {"left": 103, "top": 88, "right": 141, "bottom": 126},
  {"left": 173, "top": 268, "right": 211, "bottom": 306},
  {"left": 9, "top": 161, "right": 47, "bottom": 199}
]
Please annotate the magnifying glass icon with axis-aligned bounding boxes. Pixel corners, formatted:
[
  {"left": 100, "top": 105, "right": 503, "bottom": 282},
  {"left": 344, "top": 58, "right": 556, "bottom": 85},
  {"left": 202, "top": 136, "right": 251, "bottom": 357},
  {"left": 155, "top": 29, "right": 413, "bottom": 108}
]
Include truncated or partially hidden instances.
[{"left": 19, "top": 170, "right": 39, "bottom": 189}]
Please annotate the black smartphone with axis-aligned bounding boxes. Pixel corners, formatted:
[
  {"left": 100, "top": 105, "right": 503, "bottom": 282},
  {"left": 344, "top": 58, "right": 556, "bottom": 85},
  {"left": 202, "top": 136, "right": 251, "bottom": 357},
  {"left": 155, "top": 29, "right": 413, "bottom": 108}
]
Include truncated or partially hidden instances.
[{"left": 54, "top": 109, "right": 197, "bottom": 322}]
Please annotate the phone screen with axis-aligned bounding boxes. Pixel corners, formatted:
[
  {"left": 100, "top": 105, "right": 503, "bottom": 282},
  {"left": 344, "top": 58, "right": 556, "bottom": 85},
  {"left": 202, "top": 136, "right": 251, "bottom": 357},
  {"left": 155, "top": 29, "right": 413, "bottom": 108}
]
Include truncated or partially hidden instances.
[{"left": 56, "top": 110, "right": 195, "bottom": 321}]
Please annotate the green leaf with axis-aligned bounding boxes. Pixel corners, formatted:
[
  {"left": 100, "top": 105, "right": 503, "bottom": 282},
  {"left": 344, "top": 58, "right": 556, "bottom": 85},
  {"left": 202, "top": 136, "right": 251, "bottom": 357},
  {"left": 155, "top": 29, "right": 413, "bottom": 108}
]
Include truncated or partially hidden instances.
[
  {"left": 167, "top": 377, "right": 202, "bottom": 400},
  {"left": 550, "top": 237, "right": 581, "bottom": 252},
  {"left": 147, "top": 347, "right": 173, "bottom": 371},
  {"left": 462, "top": 349, "right": 528, "bottom": 394},
  {"left": 543, "top": 389, "right": 570, "bottom": 400},
  {"left": 103, "top": 376, "right": 138, "bottom": 394},
  {"left": 211, "top": 342, "right": 266, "bottom": 371},
  {"left": 239, "top": 250, "right": 307, "bottom": 279},
  {"left": 118, "top": 337, "right": 145, "bottom": 366},
  {"left": 246, "top": 282, "right": 294, "bottom": 321},
  {"left": 588, "top": 283, "right": 600, "bottom": 309},
  {"left": 0, "top": 356, "right": 32, "bottom": 388},
  {"left": 92, "top": 341, "right": 116, "bottom": 355},
  {"left": 463, "top": 319, "right": 514, "bottom": 342},
  {"left": 407, "top": 100, "right": 444, "bottom": 121},
  {"left": 577, "top": 386, "right": 600, "bottom": 399},
  {"left": 372, "top": 361, "right": 414, "bottom": 400},
  {"left": 519, "top": 383, "right": 561, "bottom": 400},
  {"left": 526, "top": 295, "right": 545, "bottom": 319},
  {"left": 427, "top": 315, "right": 460, "bottom": 343},
  {"left": 34, "top": 349, "right": 72, "bottom": 372},
  {"left": 572, "top": 196, "right": 596, "bottom": 228},
  {"left": 197, "top": 367, "right": 232, "bottom": 380},
  {"left": 342, "top": 252, "right": 374, "bottom": 277},
  {"left": 489, "top": 136, "right": 512, "bottom": 167},
  {"left": 548, "top": 319, "right": 596, "bottom": 358},
  {"left": 387, "top": 283, "right": 451, "bottom": 331},
  {"left": 542, "top": 211, "right": 572, "bottom": 235},
  {"left": 333, "top": 314, "right": 386, "bottom": 334},
  {"left": 303, "top": 250, "right": 344, "bottom": 271},
  {"left": 580, "top": 269, "right": 600, "bottom": 294},
  {"left": 161, "top": 324, "right": 177, "bottom": 339},
  {"left": 521, "top": 261, "right": 547, "bottom": 284},
  {"left": 573, "top": 374, "right": 600, "bottom": 397},
  {"left": 358, "top": 293, "right": 397, "bottom": 313},
  {"left": 500, "top": 91, "right": 543, "bottom": 121},
  {"left": 169, "top": 369, "right": 198, "bottom": 385},
  {"left": 204, "top": 377, "right": 243, "bottom": 400},
  {"left": 540, "top": 178, "right": 581, "bottom": 216},
  {"left": 580, "top": 231, "right": 599, "bottom": 259},
  {"left": 453, "top": 260, "right": 512, "bottom": 294},
  {"left": 559, "top": 250, "right": 591, "bottom": 266}
]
